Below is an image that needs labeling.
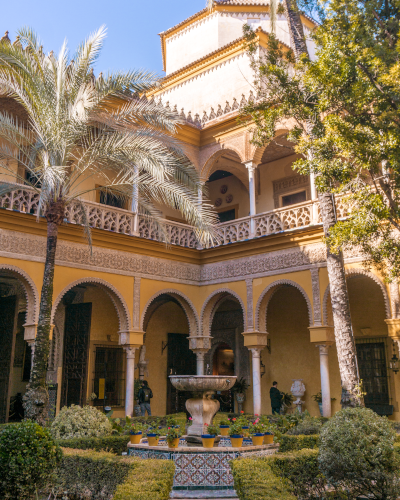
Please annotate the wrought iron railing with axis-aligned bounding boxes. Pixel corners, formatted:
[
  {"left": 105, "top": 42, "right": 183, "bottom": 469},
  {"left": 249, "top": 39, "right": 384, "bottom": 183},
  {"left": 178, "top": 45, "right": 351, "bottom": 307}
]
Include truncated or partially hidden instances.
[{"left": 0, "top": 184, "right": 347, "bottom": 249}]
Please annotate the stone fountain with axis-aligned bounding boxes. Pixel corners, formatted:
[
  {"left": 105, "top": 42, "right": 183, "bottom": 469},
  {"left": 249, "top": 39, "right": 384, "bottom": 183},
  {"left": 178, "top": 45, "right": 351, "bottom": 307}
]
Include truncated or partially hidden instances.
[
  {"left": 127, "top": 374, "right": 278, "bottom": 496},
  {"left": 169, "top": 375, "right": 236, "bottom": 441}
]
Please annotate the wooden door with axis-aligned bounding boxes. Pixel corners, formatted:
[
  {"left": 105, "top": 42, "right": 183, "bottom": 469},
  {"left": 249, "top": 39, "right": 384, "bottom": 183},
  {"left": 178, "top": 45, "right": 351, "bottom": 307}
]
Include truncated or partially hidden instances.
[
  {"left": 0, "top": 296, "right": 17, "bottom": 423},
  {"left": 61, "top": 303, "right": 92, "bottom": 407}
]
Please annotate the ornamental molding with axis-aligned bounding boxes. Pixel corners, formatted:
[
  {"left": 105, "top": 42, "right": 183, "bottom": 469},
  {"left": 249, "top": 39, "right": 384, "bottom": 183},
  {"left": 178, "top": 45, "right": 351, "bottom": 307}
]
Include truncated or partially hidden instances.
[
  {"left": 0, "top": 263, "right": 39, "bottom": 324},
  {"left": 200, "top": 288, "right": 247, "bottom": 337}
]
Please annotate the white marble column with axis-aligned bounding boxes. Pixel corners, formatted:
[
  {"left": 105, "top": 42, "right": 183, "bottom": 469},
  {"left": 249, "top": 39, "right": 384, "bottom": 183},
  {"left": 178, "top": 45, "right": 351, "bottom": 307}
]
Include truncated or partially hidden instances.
[
  {"left": 196, "top": 351, "right": 205, "bottom": 376},
  {"left": 317, "top": 344, "right": 332, "bottom": 417},
  {"left": 310, "top": 171, "right": 319, "bottom": 224},
  {"left": 124, "top": 346, "right": 137, "bottom": 417},
  {"left": 131, "top": 165, "right": 139, "bottom": 235},
  {"left": 250, "top": 347, "right": 262, "bottom": 415},
  {"left": 244, "top": 161, "right": 257, "bottom": 236}
]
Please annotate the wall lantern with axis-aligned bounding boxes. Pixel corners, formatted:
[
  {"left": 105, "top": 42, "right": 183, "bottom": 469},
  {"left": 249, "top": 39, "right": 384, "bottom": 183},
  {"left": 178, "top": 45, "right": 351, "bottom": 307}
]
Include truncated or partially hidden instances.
[
  {"left": 390, "top": 351, "right": 399, "bottom": 375},
  {"left": 260, "top": 358, "right": 266, "bottom": 378}
]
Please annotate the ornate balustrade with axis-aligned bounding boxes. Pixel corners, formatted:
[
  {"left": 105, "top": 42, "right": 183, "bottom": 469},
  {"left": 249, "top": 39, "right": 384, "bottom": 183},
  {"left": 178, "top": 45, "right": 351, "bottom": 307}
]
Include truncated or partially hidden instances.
[{"left": 0, "top": 184, "right": 347, "bottom": 249}]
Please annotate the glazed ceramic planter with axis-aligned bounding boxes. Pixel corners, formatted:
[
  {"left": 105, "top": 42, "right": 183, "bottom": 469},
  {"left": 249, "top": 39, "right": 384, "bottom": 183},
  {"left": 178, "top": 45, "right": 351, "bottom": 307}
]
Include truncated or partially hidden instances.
[
  {"left": 147, "top": 434, "right": 159, "bottom": 446},
  {"left": 167, "top": 438, "right": 180, "bottom": 449},
  {"left": 130, "top": 431, "right": 142, "bottom": 445},
  {"left": 251, "top": 433, "right": 264, "bottom": 446},
  {"left": 242, "top": 426, "right": 250, "bottom": 437},
  {"left": 219, "top": 425, "right": 229, "bottom": 436},
  {"left": 264, "top": 433, "right": 274, "bottom": 445},
  {"left": 201, "top": 434, "right": 216, "bottom": 448},
  {"left": 230, "top": 435, "right": 244, "bottom": 448}
]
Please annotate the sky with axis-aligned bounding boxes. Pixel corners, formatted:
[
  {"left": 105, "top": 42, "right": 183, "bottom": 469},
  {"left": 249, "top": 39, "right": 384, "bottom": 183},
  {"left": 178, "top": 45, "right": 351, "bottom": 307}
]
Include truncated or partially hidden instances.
[{"left": 2, "top": 0, "right": 206, "bottom": 75}]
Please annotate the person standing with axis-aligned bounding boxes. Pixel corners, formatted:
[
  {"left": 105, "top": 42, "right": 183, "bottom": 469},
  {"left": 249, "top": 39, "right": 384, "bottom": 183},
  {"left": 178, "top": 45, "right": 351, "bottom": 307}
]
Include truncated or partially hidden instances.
[
  {"left": 270, "top": 381, "right": 282, "bottom": 415},
  {"left": 138, "top": 380, "right": 153, "bottom": 416}
]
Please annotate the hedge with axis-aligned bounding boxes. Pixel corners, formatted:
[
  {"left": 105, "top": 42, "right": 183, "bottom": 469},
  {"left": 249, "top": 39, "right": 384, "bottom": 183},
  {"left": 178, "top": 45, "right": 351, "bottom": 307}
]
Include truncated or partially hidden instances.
[
  {"left": 278, "top": 434, "right": 319, "bottom": 452},
  {"left": 47, "top": 448, "right": 175, "bottom": 500},
  {"left": 232, "top": 449, "right": 322, "bottom": 500},
  {"left": 56, "top": 435, "right": 129, "bottom": 455}
]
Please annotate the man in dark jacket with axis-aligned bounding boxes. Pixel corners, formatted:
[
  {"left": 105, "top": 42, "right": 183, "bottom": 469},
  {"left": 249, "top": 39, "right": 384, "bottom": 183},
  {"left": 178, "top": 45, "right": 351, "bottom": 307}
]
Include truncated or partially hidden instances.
[
  {"left": 138, "top": 380, "right": 153, "bottom": 416},
  {"left": 270, "top": 381, "right": 282, "bottom": 415}
]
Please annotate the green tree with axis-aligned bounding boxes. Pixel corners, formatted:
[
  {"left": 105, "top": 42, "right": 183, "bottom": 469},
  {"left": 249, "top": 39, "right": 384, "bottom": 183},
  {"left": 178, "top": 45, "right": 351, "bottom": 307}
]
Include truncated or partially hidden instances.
[
  {"left": 242, "top": 4, "right": 361, "bottom": 404},
  {"left": 299, "top": 0, "right": 400, "bottom": 282},
  {"left": 0, "top": 27, "right": 215, "bottom": 424}
]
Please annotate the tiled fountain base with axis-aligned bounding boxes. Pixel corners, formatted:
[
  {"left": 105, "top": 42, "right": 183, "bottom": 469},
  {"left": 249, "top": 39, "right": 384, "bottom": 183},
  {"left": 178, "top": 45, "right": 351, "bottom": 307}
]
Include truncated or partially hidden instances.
[{"left": 128, "top": 441, "right": 278, "bottom": 490}]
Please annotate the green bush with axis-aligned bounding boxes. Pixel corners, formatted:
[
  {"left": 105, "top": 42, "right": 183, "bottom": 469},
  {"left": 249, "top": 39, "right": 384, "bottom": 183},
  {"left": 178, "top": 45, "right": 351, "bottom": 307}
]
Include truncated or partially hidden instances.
[
  {"left": 231, "top": 456, "right": 296, "bottom": 500},
  {"left": 56, "top": 434, "right": 129, "bottom": 455},
  {"left": 49, "top": 448, "right": 174, "bottom": 500},
  {"left": 279, "top": 434, "right": 320, "bottom": 452},
  {"left": 319, "top": 407, "right": 400, "bottom": 500},
  {"left": 51, "top": 404, "right": 112, "bottom": 439},
  {"left": 0, "top": 420, "right": 62, "bottom": 499},
  {"left": 286, "top": 416, "right": 322, "bottom": 436}
]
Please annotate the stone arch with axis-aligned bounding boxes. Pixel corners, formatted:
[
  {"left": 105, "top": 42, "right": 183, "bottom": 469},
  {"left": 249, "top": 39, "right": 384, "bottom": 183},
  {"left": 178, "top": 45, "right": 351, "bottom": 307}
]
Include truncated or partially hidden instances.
[
  {"left": 0, "top": 264, "right": 39, "bottom": 324},
  {"left": 322, "top": 269, "right": 391, "bottom": 325},
  {"left": 255, "top": 279, "right": 313, "bottom": 332},
  {"left": 201, "top": 288, "right": 247, "bottom": 337},
  {"left": 200, "top": 149, "right": 248, "bottom": 190},
  {"left": 51, "top": 277, "right": 131, "bottom": 332},
  {"left": 254, "top": 129, "right": 295, "bottom": 165},
  {"left": 140, "top": 289, "right": 199, "bottom": 337}
]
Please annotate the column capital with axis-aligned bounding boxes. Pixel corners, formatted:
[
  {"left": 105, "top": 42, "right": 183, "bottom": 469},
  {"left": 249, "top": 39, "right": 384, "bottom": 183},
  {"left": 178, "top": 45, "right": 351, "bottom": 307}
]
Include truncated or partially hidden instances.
[
  {"left": 385, "top": 319, "right": 400, "bottom": 339},
  {"left": 23, "top": 323, "right": 55, "bottom": 341},
  {"left": 124, "top": 345, "right": 138, "bottom": 359},
  {"left": 189, "top": 335, "right": 212, "bottom": 351},
  {"left": 249, "top": 346, "right": 263, "bottom": 357},
  {"left": 316, "top": 343, "right": 332, "bottom": 355},
  {"left": 309, "top": 326, "right": 335, "bottom": 344},
  {"left": 242, "top": 330, "right": 268, "bottom": 348},
  {"left": 243, "top": 160, "right": 258, "bottom": 171},
  {"left": 119, "top": 329, "right": 144, "bottom": 347}
]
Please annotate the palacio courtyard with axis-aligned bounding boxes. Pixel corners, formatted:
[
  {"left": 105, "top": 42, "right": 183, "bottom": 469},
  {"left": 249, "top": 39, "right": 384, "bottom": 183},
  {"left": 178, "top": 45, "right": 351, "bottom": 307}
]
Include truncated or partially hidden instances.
[{"left": 1, "top": 0, "right": 400, "bottom": 499}]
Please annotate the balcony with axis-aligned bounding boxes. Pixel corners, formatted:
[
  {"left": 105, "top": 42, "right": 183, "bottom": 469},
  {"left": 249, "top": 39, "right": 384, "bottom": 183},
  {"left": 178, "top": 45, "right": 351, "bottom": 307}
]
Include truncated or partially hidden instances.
[{"left": 0, "top": 185, "right": 348, "bottom": 249}]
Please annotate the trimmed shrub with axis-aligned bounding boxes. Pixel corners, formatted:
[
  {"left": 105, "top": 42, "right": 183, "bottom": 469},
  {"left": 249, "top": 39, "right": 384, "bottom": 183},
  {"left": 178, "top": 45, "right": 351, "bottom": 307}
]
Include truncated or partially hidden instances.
[
  {"left": 56, "top": 435, "right": 129, "bottom": 455},
  {"left": 49, "top": 448, "right": 174, "bottom": 500},
  {"left": 279, "top": 434, "right": 319, "bottom": 452},
  {"left": 231, "top": 456, "right": 296, "bottom": 500},
  {"left": 51, "top": 404, "right": 112, "bottom": 439},
  {"left": 319, "top": 406, "right": 400, "bottom": 500},
  {"left": 286, "top": 416, "right": 322, "bottom": 436},
  {"left": 0, "top": 420, "right": 62, "bottom": 499}
]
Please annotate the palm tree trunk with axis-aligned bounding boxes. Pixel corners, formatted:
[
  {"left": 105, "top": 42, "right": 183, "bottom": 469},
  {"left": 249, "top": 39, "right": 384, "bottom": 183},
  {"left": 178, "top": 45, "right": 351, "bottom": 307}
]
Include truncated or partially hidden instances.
[
  {"left": 282, "top": 0, "right": 361, "bottom": 405},
  {"left": 23, "top": 201, "right": 63, "bottom": 424},
  {"left": 319, "top": 192, "right": 360, "bottom": 405}
]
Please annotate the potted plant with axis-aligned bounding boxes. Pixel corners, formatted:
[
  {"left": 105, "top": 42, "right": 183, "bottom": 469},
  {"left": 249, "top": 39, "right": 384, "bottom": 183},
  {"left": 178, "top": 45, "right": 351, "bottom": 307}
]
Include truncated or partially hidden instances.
[
  {"left": 219, "top": 417, "right": 230, "bottom": 436},
  {"left": 232, "top": 378, "right": 249, "bottom": 413},
  {"left": 229, "top": 421, "right": 244, "bottom": 448},
  {"left": 129, "top": 422, "right": 143, "bottom": 445},
  {"left": 146, "top": 427, "right": 161, "bottom": 447},
  {"left": 264, "top": 429, "right": 274, "bottom": 445},
  {"left": 202, "top": 424, "right": 218, "bottom": 448},
  {"left": 166, "top": 426, "right": 182, "bottom": 449},
  {"left": 281, "top": 392, "right": 294, "bottom": 414},
  {"left": 249, "top": 420, "right": 265, "bottom": 446},
  {"left": 312, "top": 391, "right": 336, "bottom": 415},
  {"left": 237, "top": 413, "right": 250, "bottom": 437}
]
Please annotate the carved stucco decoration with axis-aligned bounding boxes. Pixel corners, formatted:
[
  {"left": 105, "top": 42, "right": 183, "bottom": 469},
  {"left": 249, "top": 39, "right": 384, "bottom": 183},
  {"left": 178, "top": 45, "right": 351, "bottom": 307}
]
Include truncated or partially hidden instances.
[
  {"left": 273, "top": 174, "right": 310, "bottom": 209},
  {"left": 140, "top": 288, "right": 199, "bottom": 337},
  {"left": 200, "top": 288, "right": 247, "bottom": 338},
  {"left": 0, "top": 263, "right": 39, "bottom": 325},
  {"left": 255, "top": 279, "right": 313, "bottom": 332},
  {"left": 322, "top": 268, "right": 391, "bottom": 326},
  {"left": 51, "top": 277, "right": 132, "bottom": 332}
]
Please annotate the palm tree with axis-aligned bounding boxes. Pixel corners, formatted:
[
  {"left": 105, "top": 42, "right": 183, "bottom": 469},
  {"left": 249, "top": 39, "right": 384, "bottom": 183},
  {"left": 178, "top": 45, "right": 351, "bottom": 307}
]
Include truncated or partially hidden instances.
[
  {"left": 281, "top": 0, "right": 361, "bottom": 405},
  {"left": 0, "top": 27, "right": 215, "bottom": 424}
]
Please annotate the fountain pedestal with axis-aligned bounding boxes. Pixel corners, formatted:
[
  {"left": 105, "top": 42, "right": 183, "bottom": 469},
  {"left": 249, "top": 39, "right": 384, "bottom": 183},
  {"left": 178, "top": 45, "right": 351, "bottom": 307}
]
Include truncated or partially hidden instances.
[{"left": 169, "top": 375, "right": 237, "bottom": 440}]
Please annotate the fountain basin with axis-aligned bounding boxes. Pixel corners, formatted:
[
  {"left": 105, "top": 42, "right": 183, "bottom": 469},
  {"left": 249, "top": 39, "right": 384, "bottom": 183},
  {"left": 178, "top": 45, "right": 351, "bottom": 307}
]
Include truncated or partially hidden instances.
[{"left": 169, "top": 375, "right": 236, "bottom": 392}]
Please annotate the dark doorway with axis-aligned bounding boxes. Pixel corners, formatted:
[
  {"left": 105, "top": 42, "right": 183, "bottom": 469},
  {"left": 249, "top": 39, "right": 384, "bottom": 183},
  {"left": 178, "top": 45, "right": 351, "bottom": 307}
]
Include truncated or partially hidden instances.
[
  {"left": 61, "top": 303, "right": 92, "bottom": 407},
  {"left": 217, "top": 209, "right": 236, "bottom": 223},
  {"left": 356, "top": 341, "right": 391, "bottom": 415},
  {"left": 0, "top": 296, "right": 17, "bottom": 423},
  {"left": 166, "top": 333, "right": 196, "bottom": 414},
  {"left": 93, "top": 347, "right": 125, "bottom": 408}
]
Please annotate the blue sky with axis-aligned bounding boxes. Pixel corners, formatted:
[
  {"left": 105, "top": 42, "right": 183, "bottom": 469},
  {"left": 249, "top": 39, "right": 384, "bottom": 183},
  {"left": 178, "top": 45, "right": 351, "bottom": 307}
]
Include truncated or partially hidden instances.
[{"left": 2, "top": 0, "right": 205, "bottom": 75}]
